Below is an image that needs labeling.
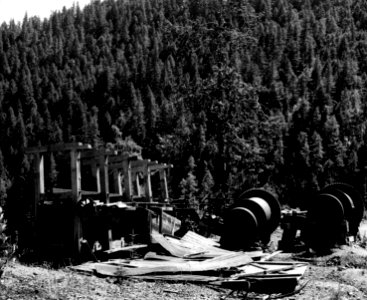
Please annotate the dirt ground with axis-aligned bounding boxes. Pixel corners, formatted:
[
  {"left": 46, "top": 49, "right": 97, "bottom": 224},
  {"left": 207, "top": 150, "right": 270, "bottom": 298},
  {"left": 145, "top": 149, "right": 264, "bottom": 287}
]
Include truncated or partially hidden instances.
[
  {"left": 2, "top": 248, "right": 367, "bottom": 300},
  {"left": 2, "top": 227, "right": 367, "bottom": 300}
]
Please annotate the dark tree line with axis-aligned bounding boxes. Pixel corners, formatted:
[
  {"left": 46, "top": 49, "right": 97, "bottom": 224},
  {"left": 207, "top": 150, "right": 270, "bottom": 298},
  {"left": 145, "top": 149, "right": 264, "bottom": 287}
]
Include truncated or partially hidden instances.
[{"left": 0, "top": 0, "right": 367, "bottom": 218}]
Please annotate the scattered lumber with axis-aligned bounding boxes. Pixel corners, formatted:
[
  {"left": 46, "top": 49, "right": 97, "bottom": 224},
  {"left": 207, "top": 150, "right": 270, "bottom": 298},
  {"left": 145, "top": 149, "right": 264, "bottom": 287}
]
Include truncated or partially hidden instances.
[
  {"left": 93, "top": 251, "right": 252, "bottom": 276},
  {"left": 71, "top": 231, "right": 308, "bottom": 298}
]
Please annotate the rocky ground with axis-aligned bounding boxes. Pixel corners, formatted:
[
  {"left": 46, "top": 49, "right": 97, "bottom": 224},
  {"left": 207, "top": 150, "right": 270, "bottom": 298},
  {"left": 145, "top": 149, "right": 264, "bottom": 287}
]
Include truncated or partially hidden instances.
[
  {"left": 1, "top": 244, "right": 367, "bottom": 300},
  {"left": 2, "top": 224, "right": 367, "bottom": 300}
]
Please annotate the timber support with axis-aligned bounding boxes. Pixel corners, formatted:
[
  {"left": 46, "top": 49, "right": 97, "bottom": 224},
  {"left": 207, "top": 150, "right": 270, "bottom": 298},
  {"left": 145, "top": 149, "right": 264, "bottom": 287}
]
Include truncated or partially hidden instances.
[{"left": 25, "top": 143, "right": 178, "bottom": 259}]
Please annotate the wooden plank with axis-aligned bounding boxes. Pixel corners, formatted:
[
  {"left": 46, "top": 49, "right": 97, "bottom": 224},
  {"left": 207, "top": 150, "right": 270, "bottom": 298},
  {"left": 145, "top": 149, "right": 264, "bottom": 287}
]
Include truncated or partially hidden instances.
[
  {"left": 135, "top": 173, "right": 142, "bottom": 197},
  {"left": 113, "top": 169, "right": 123, "bottom": 195},
  {"left": 151, "top": 211, "right": 181, "bottom": 235},
  {"left": 32, "top": 153, "right": 44, "bottom": 222},
  {"left": 93, "top": 251, "right": 252, "bottom": 277},
  {"left": 234, "top": 263, "right": 308, "bottom": 278},
  {"left": 99, "top": 154, "right": 109, "bottom": 203},
  {"left": 108, "top": 154, "right": 138, "bottom": 164},
  {"left": 151, "top": 233, "right": 192, "bottom": 257},
  {"left": 26, "top": 142, "right": 92, "bottom": 154},
  {"left": 136, "top": 274, "right": 221, "bottom": 283},
  {"left": 185, "top": 250, "right": 266, "bottom": 260},
  {"left": 259, "top": 250, "right": 282, "bottom": 261},
  {"left": 38, "top": 154, "right": 45, "bottom": 194},
  {"left": 131, "top": 159, "right": 151, "bottom": 169},
  {"left": 165, "top": 235, "right": 231, "bottom": 257},
  {"left": 95, "top": 163, "right": 101, "bottom": 193},
  {"left": 70, "top": 149, "right": 82, "bottom": 255},
  {"left": 71, "top": 150, "right": 82, "bottom": 203},
  {"left": 159, "top": 169, "right": 169, "bottom": 201},
  {"left": 123, "top": 159, "right": 132, "bottom": 200},
  {"left": 144, "top": 252, "right": 188, "bottom": 262},
  {"left": 81, "top": 149, "right": 118, "bottom": 160},
  {"left": 144, "top": 163, "right": 153, "bottom": 202},
  {"left": 104, "top": 244, "right": 148, "bottom": 254},
  {"left": 181, "top": 231, "right": 221, "bottom": 248},
  {"left": 149, "top": 163, "right": 173, "bottom": 172},
  {"left": 152, "top": 232, "right": 234, "bottom": 259}
]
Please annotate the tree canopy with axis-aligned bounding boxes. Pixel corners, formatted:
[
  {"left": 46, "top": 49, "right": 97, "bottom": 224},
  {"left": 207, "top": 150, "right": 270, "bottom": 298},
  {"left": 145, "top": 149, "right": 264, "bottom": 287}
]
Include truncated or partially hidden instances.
[{"left": 0, "top": 0, "right": 367, "bottom": 216}]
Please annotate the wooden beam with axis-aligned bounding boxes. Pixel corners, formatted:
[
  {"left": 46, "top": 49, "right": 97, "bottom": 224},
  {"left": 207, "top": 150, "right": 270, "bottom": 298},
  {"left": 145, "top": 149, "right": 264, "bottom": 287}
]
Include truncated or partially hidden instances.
[
  {"left": 131, "top": 159, "right": 151, "bottom": 169},
  {"left": 122, "top": 159, "right": 132, "bottom": 200},
  {"left": 113, "top": 169, "right": 123, "bottom": 195},
  {"left": 99, "top": 154, "right": 109, "bottom": 203},
  {"left": 71, "top": 150, "right": 82, "bottom": 202},
  {"left": 81, "top": 149, "right": 118, "bottom": 161},
  {"left": 149, "top": 163, "right": 173, "bottom": 172},
  {"left": 39, "top": 154, "right": 45, "bottom": 194},
  {"left": 103, "top": 155, "right": 139, "bottom": 171},
  {"left": 70, "top": 149, "right": 82, "bottom": 255},
  {"left": 135, "top": 173, "right": 142, "bottom": 197},
  {"left": 159, "top": 169, "right": 169, "bottom": 201},
  {"left": 108, "top": 154, "right": 137, "bottom": 164},
  {"left": 32, "top": 153, "right": 44, "bottom": 222},
  {"left": 93, "top": 162, "right": 101, "bottom": 193},
  {"left": 26, "top": 142, "right": 92, "bottom": 154},
  {"left": 131, "top": 162, "right": 172, "bottom": 175},
  {"left": 144, "top": 164, "right": 153, "bottom": 202}
]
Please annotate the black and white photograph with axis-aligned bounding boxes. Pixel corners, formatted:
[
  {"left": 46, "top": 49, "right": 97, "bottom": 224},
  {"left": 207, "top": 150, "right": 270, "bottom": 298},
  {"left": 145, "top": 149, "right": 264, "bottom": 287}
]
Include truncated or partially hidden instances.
[{"left": 0, "top": 0, "right": 367, "bottom": 299}]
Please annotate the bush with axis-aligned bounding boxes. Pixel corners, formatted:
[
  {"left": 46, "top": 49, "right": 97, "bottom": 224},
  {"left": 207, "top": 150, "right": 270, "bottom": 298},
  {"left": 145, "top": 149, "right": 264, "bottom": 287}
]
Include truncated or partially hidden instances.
[{"left": 0, "top": 206, "right": 15, "bottom": 278}]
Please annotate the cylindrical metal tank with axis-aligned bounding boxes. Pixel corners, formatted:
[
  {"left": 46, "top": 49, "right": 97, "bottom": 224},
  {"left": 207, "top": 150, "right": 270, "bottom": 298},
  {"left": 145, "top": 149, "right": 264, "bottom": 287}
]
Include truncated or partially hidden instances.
[{"left": 221, "top": 189, "right": 281, "bottom": 250}]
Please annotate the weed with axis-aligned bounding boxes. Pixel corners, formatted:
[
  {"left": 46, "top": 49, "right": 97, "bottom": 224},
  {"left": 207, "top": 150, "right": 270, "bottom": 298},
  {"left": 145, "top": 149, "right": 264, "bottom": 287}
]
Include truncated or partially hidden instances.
[
  {"left": 329, "top": 284, "right": 342, "bottom": 300},
  {"left": 0, "top": 206, "right": 16, "bottom": 279}
]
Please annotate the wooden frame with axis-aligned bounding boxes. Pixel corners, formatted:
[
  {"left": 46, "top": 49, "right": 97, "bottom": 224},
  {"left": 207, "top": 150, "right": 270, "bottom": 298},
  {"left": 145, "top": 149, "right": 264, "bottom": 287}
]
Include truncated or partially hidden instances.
[{"left": 26, "top": 143, "right": 176, "bottom": 256}]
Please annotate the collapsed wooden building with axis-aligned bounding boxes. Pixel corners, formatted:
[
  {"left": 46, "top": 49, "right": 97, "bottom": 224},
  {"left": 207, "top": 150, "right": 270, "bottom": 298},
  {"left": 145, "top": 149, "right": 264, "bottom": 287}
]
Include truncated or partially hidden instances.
[
  {"left": 25, "top": 142, "right": 181, "bottom": 259},
  {"left": 22, "top": 141, "right": 366, "bottom": 262}
]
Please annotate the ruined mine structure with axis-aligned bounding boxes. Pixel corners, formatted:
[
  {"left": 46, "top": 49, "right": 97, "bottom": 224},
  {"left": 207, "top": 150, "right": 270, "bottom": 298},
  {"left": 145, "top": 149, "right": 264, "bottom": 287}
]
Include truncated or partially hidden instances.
[
  {"left": 24, "top": 142, "right": 366, "bottom": 259},
  {"left": 25, "top": 142, "right": 180, "bottom": 259}
]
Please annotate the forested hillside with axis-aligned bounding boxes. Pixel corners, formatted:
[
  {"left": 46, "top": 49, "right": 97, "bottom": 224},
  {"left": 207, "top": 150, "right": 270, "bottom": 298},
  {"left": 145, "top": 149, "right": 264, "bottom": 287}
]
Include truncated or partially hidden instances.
[{"left": 0, "top": 0, "right": 366, "bottom": 217}]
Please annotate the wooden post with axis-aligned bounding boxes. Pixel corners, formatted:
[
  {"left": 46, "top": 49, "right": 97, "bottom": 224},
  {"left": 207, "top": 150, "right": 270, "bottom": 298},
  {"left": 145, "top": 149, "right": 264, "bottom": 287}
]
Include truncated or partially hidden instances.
[
  {"left": 123, "top": 158, "right": 132, "bottom": 200},
  {"left": 99, "top": 153, "right": 113, "bottom": 249},
  {"left": 113, "top": 169, "right": 123, "bottom": 195},
  {"left": 159, "top": 169, "right": 169, "bottom": 202},
  {"left": 136, "top": 172, "right": 142, "bottom": 197},
  {"left": 39, "top": 155, "right": 45, "bottom": 195},
  {"left": 99, "top": 154, "right": 109, "bottom": 203},
  {"left": 70, "top": 149, "right": 82, "bottom": 255},
  {"left": 92, "top": 162, "right": 101, "bottom": 193},
  {"left": 32, "top": 153, "right": 44, "bottom": 226},
  {"left": 144, "top": 165, "right": 153, "bottom": 202},
  {"left": 159, "top": 208, "right": 164, "bottom": 233}
]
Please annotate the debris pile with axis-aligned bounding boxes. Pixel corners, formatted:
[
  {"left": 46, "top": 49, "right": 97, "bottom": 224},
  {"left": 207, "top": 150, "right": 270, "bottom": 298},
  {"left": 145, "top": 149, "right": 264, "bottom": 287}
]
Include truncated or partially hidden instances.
[{"left": 71, "top": 231, "right": 308, "bottom": 298}]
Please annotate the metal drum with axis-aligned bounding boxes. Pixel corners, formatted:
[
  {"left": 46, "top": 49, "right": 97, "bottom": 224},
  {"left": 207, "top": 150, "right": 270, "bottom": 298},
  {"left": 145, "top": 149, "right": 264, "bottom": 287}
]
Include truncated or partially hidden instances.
[
  {"left": 321, "top": 183, "right": 364, "bottom": 236},
  {"left": 221, "top": 189, "right": 281, "bottom": 250},
  {"left": 306, "top": 183, "right": 364, "bottom": 250}
]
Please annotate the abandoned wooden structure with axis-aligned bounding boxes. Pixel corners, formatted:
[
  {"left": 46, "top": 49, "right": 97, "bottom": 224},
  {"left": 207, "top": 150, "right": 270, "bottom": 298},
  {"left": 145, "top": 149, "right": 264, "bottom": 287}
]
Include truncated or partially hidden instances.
[{"left": 25, "top": 142, "right": 181, "bottom": 258}]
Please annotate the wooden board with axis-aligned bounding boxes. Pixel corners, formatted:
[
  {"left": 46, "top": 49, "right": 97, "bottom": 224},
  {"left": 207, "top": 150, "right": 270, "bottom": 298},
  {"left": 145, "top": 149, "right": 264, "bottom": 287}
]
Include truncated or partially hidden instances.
[
  {"left": 92, "top": 251, "right": 252, "bottom": 277},
  {"left": 144, "top": 252, "right": 188, "bottom": 262},
  {"left": 151, "top": 232, "right": 231, "bottom": 258},
  {"left": 151, "top": 211, "right": 181, "bottom": 235},
  {"left": 181, "top": 231, "right": 221, "bottom": 247},
  {"left": 234, "top": 263, "right": 308, "bottom": 278},
  {"left": 104, "top": 244, "right": 148, "bottom": 254},
  {"left": 136, "top": 274, "right": 221, "bottom": 283}
]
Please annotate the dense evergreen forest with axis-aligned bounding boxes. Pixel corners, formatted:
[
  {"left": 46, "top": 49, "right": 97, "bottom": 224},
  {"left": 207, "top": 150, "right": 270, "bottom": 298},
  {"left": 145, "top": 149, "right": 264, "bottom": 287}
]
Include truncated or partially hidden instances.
[{"left": 0, "top": 0, "right": 367, "bottom": 222}]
